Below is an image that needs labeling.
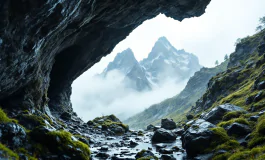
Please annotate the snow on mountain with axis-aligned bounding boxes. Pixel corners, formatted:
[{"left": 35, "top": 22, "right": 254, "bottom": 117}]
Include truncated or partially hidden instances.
[{"left": 101, "top": 37, "right": 201, "bottom": 91}]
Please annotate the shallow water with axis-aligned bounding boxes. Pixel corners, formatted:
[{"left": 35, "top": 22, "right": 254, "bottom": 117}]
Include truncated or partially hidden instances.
[{"left": 90, "top": 131, "right": 186, "bottom": 160}]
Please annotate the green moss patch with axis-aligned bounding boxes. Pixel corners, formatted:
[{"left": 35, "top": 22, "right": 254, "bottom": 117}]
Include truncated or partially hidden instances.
[
  {"left": 46, "top": 130, "right": 90, "bottom": 160},
  {"left": 0, "top": 143, "right": 19, "bottom": 160},
  {"left": 137, "top": 156, "right": 158, "bottom": 160},
  {"left": 248, "top": 115, "right": 265, "bottom": 148},
  {"left": 92, "top": 115, "right": 129, "bottom": 133},
  {"left": 0, "top": 108, "right": 17, "bottom": 123},
  {"left": 218, "top": 118, "right": 249, "bottom": 128},
  {"left": 223, "top": 111, "right": 244, "bottom": 121},
  {"left": 228, "top": 146, "right": 265, "bottom": 160}
]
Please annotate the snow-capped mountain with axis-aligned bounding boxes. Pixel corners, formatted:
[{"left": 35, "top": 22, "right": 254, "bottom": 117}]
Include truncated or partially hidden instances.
[
  {"left": 101, "top": 37, "right": 201, "bottom": 91},
  {"left": 140, "top": 37, "right": 201, "bottom": 85},
  {"left": 102, "top": 48, "right": 152, "bottom": 91}
]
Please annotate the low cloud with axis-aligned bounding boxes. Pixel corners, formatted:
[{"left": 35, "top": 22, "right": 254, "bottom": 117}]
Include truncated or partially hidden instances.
[{"left": 71, "top": 69, "right": 187, "bottom": 122}]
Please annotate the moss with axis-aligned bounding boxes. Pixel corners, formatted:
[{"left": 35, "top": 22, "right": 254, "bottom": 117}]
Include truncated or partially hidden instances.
[
  {"left": 257, "top": 119, "right": 265, "bottom": 134},
  {"left": 47, "top": 130, "right": 90, "bottom": 160},
  {"left": 0, "top": 108, "right": 12, "bottom": 123},
  {"left": 223, "top": 111, "right": 244, "bottom": 121},
  {"left": 248, "top": 115, "right": 265, "bottom": 147},
  {"left": 216, "top": 140, "right": 241, "bottom": 151},
  {"left": 136, "top": 150, "right": 158, "bottom": 160},
  {"left": 0, "top": 107, "right": 17, "bottom": 123},
  {"left": 218, "top": 118, "right": 249, "bottom": 128},
  {"left": 228, "top": 146, "right": 265, "bottom": 160},
  {"left": 0, "top": 143, "right": 19, "bottom": 160},
  {"left": 17, "top": 148, "right": 38, "bottom": 160},
  {"left": 137, "top": 156, "right": 158, "bottom": 160},
  {"left": 219, "top": 81, "right": 254, "bottom": 107},
  {"left": 210, "top": 127, "right": 230, "bottom": 146},
  {"left": 42, "top": 114, "right": 53, "bottom": 125},
  {"left": 56, "top": 119, "right": 66, "bottom": 128},
  {"left": 93, "top": 115, "right": 129, "bottom": 133}
]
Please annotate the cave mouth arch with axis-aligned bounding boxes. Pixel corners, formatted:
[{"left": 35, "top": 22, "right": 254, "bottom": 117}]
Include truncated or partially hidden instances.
[{"left": 0, "top": 0, "right": 212, "bottom": 116}]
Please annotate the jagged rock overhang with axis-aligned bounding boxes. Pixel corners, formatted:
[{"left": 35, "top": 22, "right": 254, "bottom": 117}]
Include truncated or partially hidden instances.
[{"left": 0, "top": 0, "right": 211, "bottom": 112}]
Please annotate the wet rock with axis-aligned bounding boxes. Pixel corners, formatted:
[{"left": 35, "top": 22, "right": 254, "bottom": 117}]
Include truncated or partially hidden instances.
[
  {"left": 0, "top": 122, "right": 27, "bottom": 148},
  {"left": 129, "top": 140, "right": 138, "bottom": 147},
  {"left": 186, "top": 114, "right": 194, "bottom": 120},
  {"left": 110, "top": 125, "right": 126, "bottom": 135},
  {"left": 202, "top": 104, "right": 245, "bottom": 124},
  {"left": 95, "top": 152, "right": 110, "bottom": 158},
  {"left": 135, "top": 150, "right": 155, "bottom": 159},
  {"left": 226, "top": 123, "right": 251, "bottom": 137},
  {"left": 19, "top": 154, "right": 28, "bottom": 160},
  {"left": 245, "top": 96, "right": 254, "bottom": 105},
  {"left": 155, "top": 143, "right": 167, "bottom": 148},
  {"left": 172, "top": 146, "right": 181, "bottom": 152},
  {"left": 60, "top": 112, "right": 72, "bottom": 120},
  {"left": 161, "top": 119, "right": 177, "bottom": 130},
  {"left": 159, "top": 148, "right": 174, "bottom": 154},
  {"left": 173, "top": 128, "right": 184, "bottom": 135},
  {"left": 254, "top": 91, "right": 264, "bottom": 102},
  {"left": 238, "top": 138, "right": 248, "bottom": 147},
  {"left": 194, "top": 153, "right": 214, "bottom": 160},
  {"left": 100, "top": 145, "right": 109, "bottom": 151},
  {"left": 249, "top": 115, "right": 259, "bottom": 122},
  {"left": 161, "top": 155, "right": 176, "bottom": 160},
  {"left": 75, "top": 136, "right": 90, "bottom": 146},
  {"left": 153, "top": 126, "right": 160, "bottom": 131},
  {"left": 182, "top": 119, "right": 216, "bottom": 157},
  {"left": 147, "top": 124, "right": 155, "bottom": 131},
  {"left": 151, "top": 128, "right": 177, "bottom": 143},
  {"left": 257, "top": 81, "right": 265, "bottom": 90},
  {"left": 215, "top": 149, "right": 227, "bottom": 155}
]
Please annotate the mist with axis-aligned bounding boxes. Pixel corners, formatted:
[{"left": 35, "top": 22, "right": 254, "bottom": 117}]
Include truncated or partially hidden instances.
[{"left": 71, "top": 69, "right": 188, "bottom": 122}]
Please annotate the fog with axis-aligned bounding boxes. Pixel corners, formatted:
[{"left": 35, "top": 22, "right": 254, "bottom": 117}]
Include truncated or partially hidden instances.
[
  {"left": 71, "top": 0, "right": 265, "bottom": 122},
  {"left": 71, "top": 69, "right": 188, "bottom": 121}
]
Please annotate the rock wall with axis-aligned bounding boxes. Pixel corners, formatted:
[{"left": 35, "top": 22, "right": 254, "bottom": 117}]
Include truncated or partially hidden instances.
[{"left": 0, "top": 0, "right": 211, "bottom": 114}]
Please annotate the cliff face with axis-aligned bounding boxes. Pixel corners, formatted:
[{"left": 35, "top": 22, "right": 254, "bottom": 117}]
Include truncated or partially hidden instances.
[
  {"left": 0, "top": 0, "right": 211, "bottom": 114},
  {"left": 191, "top": 30, "right": 265, "bottom": 114}
]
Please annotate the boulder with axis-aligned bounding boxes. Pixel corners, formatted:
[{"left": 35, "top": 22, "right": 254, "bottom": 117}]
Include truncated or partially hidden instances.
[
  {"left": 254, "top": 91, "right": 264, "bottom": 102},
  {"left": 186, "top": 114, "right": 194, "bottom": 120},
  {"left": 161, "top": 119, "right": 177, "bottom": 130},
  {"left": 146, "top": 124, "right": 155, "bottom": 131},
  {"left": 226, "top": 123, "right": 251, "bottom": 137},
  {"left": 135, "top": 150, "right": 155, "bottom": 159},
  {"left": 173, "top": 128, "right": 184, "bottom": 135},
  {"left": 95, "top": 153, "right": 110, "bottom": 159},
  {"left": 202, "top": 104, "right": 245, "bottom": 124},
  {"left": 160, "top": 155, "right": 176, "bottom": 160},
  {"left": 257, "top": 81, "right": 265, "bottom": 90},
  {"left": 182, "top": 119, "right": 216, "bottom": 157},
  {"left": 245, "top": 96, "right": 254, "bottom": 105},
  {"left": 159, "top": 148, "right": 174, "bottom": 154},
  {"left": 249, "top": 115, "right": 259, "bottom": 122},
  {"left": 0, "top": 122, "right": 27, "bottom": 148},
  {"left": 151, "top": 128, "right": 177, "bottom": 143}
]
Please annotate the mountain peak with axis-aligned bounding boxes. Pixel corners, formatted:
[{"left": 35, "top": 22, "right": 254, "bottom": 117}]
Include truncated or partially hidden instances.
[
  {"left": 157, "top": 36, "right": 170, "bottom": 42},
  {"left": 115, "top": 48, "right": 135, "bottom": 60},
  {"left": 102, "top": 48, "right": 138, "bottom": 75}
]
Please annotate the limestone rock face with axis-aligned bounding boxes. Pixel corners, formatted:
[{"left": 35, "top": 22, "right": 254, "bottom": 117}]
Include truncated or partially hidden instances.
[{"left": 0, "top": 0, "right": 211, "bottom": 113}]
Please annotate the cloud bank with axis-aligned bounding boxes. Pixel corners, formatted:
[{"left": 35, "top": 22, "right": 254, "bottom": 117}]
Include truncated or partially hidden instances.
[{"left": 71, "top": 70, "right": 187, "bottom": 122}]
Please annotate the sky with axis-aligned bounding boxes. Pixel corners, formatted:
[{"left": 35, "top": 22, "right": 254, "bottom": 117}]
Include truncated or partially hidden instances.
[{"left": 71, "top": 0, "right": 265, "bottom": 122}]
